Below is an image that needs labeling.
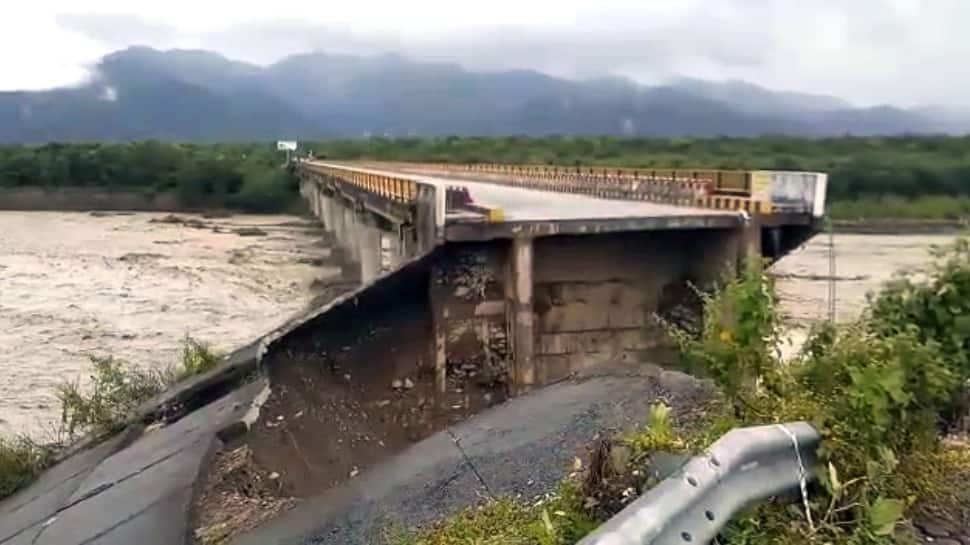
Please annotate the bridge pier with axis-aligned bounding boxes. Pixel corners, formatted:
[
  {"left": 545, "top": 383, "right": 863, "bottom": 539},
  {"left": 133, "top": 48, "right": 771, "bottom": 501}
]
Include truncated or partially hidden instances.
[
  {"left": 508, "top": 237, "right": 536, "bottom": 391},
  {"left": 737, "top": 218, "right": 763, "bottom": 268},
  {"left": 357, "top": 216, "right": 383, "bottom": 283}
]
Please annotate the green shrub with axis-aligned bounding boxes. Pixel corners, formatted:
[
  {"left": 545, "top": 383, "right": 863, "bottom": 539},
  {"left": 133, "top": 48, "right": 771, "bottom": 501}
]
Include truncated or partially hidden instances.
[
  {"left": 0, "top": 436, "right": 56, "bottom": 499},
  {"left": 58, "top": 337, "right": 222, "bottom": 437},
  {"left": 389, "top": 482, "right": 597, "bottom": 545},
  {"left": 58, "top": 356, "right": 170, "bottom": 436}
]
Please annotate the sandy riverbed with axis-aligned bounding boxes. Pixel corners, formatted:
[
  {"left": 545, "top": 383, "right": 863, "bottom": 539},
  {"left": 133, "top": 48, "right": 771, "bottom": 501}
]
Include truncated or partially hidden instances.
[{"left": 0, "top": 211, "right": 337, "bottom": 437}]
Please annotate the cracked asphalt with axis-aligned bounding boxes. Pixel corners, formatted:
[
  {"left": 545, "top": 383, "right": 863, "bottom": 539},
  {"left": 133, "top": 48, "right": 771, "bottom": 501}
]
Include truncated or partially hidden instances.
[
  {"left": 0, "top": 379, "right": 267, "bottom": 545},
  {"left": 233, "top": 363, "right": 712, "bottom": 545}
]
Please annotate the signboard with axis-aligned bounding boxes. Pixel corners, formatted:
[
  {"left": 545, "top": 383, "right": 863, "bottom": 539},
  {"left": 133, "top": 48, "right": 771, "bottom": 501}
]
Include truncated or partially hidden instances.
[
  {"left": 276, "top": 141, "right": 297, "bottom": 151},
  {"left": 754, "top": 170, "right": 828, "bottom": 217}
]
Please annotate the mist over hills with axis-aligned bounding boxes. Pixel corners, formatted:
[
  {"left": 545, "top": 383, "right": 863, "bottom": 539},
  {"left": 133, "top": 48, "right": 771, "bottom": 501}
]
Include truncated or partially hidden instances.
[{"left": 0, "top": 46, "right": 960, "bottom": 143}]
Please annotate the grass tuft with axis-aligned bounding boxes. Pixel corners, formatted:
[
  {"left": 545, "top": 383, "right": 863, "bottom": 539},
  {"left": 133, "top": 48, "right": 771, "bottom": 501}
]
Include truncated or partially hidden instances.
[{"left": 0, "top": 435, "right": 56, "bottom": 500}]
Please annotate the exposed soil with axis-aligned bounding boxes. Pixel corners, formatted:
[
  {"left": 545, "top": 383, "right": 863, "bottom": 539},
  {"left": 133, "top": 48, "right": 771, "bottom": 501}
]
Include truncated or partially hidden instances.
[{"left": 246, "top": 286, "right": 507, "bottom": 498}]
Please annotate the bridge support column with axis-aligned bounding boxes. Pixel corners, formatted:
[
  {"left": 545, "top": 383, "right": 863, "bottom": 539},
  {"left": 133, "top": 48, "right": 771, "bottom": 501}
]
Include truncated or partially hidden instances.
[
  {"left": 507, "top": 236, "right": 536, "bottom": 391},
  {"left": 737, "top": 217, "right": 763, "bottom": 268},
  {"left": 380, "top": 227, "right": 405, "bottom": 272},
  {"left": 343, "top": 207, "right": 360, "bottom": 264},
  {"left": 317, "top": 187, "right": 333, "bottom": 230},
  {"left": 358, "top": 216, "right": 383, "bottom": 283}
]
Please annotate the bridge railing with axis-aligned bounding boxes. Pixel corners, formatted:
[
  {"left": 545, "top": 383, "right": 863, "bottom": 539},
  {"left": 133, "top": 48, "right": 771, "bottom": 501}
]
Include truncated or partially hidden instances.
[
  {"left": 408, "top": 162, "right": 827, "bottom": 216},
  {"left": 304, "top": 162, "right": 420, "bottom": 203}
]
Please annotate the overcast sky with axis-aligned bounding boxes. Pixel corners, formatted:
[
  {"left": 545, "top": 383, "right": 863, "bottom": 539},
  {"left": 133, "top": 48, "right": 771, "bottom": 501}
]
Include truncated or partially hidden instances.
[{"left": 1, "top": 0, "right": 966, "bottom": 108}]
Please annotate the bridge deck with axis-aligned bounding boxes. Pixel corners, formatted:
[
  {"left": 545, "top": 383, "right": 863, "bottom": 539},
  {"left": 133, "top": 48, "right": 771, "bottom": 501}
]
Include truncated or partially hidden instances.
[{"left": 311, "top": 161, "right": 743, "bottom": 236}]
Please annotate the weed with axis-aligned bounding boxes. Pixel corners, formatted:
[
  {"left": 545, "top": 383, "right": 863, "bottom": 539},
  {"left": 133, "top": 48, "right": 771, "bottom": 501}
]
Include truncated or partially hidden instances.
[
  {"left": 389, "top": 482, "right": 597, "bottom": 545},
  {"left": 0, "top": 436, "right": 56, "bottom": 499},
  {"left": 56, "top": 337, "right": 222, "bottom": 437}
]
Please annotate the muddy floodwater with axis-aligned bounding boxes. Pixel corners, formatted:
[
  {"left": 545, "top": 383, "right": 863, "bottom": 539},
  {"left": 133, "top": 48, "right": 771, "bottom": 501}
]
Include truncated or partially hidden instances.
[
  {"left": 1, "top": 211, "right": 336, "bottom": 437},
  {"left": 772, "top": 233, "right": 960, "bottom": 359}
]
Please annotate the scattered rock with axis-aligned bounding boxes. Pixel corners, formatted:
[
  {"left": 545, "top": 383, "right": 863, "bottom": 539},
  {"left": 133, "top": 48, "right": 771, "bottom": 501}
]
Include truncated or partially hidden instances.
[
  {"left": 376, "top": 400, "right": 391, "bottom": 408},
  {"left": 297, "top": 257, "right": 327, "bottom": 266},
  {"left": 403, "top": 378, "right": 415, "bottom": 390},
  {"left": 268, "top": 472, "right": 280, "bottom": 480},
  {"left": 349, "top": 467, "right": 359, "bottom": 478},
  {"left": 151, "top": 214, "right": 208, "bottom": 229},
  {"left": 234, "top": 227, "right": 268, "bottom": 237},
  {"left": 917, "top": 519, "right": 954, "bottom": 539},
  {"left": 391, "top": 379, "right": 403, "bottom": 390},
  {"left": 293, "top": 410, "right": 304, "bottom": 419}
]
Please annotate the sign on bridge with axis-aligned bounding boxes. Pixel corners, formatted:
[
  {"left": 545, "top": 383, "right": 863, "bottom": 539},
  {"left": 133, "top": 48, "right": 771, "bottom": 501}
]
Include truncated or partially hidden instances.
[{"left": 276, "top": 141, "right": 298, "bottom": 151}]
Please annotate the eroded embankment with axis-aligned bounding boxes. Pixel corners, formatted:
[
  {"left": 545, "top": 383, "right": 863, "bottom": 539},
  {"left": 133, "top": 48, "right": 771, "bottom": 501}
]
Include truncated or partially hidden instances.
[
  {"left": 189, "top": 239, "right": 722, "bottom": 545},
  {"left": 250, "top": 254, "right": 508, "bottom": 492}
]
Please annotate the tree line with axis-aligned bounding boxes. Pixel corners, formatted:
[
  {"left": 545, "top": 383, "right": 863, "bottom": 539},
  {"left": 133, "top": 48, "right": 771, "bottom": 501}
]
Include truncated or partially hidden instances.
[
  {"left": 0, "top": 142, "right": 296, "bottom": 212},
  {"left": 4, "top": 137, "right": 970, "bottom": 219}
]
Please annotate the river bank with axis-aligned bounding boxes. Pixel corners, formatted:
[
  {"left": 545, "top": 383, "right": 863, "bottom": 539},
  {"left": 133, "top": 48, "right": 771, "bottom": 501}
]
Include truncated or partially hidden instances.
[{"left": 0, "top": 211, "right": 337, "bottom": 437}]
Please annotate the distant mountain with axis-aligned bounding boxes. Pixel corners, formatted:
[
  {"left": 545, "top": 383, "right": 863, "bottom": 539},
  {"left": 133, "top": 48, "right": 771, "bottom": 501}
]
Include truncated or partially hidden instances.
[{"left": 0, "top": 46, "right": 954, "bottom": 143}]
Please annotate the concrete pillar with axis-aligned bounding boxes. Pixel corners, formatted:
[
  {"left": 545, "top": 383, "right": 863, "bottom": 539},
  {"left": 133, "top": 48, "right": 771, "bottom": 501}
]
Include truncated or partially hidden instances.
[
  {"left": 318, "top": 191, "right": 332, "bottom": 230},
  {"left": 737, "top": 218, "right": 763, "bottom": 268},
  {"left": 508, "top": 237, "right": 536, "bottom": 390},
  {"left": 358, "top": 217, "right": 382, "bottom": 283},
  {"left": 324, "top": 194, "right": 340, "bottom": 235},
  {"left": 343, "top": 207, "right": 359, "bottom": 263}
]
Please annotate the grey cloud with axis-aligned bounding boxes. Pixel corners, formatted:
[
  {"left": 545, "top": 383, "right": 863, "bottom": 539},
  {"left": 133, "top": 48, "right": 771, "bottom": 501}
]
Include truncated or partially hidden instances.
[
  {"left": 55, "top": 13, "right": 181, "bottom": 48},
  {"left": 46, "top": 1, "right": 970, "bottom": 108}
]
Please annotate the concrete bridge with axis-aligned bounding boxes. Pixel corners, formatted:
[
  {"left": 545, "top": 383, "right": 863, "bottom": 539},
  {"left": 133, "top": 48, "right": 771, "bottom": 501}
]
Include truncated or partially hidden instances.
[
  {"left": 295, "top": 160, "right": 827, "bottom": 391},
  {"left": 0, "top": 160, "right": 828, "bottom": 545}
]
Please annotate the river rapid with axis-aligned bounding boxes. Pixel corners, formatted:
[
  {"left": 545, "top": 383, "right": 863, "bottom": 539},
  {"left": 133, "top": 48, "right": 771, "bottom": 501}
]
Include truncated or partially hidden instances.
[{"left": 0, "top": 211, "right": 337, "bottom": 437}]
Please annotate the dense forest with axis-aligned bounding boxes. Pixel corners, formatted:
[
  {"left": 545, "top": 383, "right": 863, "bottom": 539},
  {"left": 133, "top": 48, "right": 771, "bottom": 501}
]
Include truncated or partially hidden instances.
[
  {"left": 0, "top": 142, "right": 296, "bottom": 212},
  {"left": 3, "top": 136, "right": 970, "bottom": 219}
]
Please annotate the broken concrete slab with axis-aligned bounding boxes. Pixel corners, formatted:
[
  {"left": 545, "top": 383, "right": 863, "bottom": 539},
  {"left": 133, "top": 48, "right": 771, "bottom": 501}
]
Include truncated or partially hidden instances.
[{"left": 0, "top": 379, "right": 268, "bottom": 545}]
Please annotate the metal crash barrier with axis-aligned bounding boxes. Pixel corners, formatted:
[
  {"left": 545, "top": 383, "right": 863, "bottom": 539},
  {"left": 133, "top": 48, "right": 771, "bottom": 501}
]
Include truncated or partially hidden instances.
[{"left": 578, "top": 422, "right": 821, "bottom": 545}]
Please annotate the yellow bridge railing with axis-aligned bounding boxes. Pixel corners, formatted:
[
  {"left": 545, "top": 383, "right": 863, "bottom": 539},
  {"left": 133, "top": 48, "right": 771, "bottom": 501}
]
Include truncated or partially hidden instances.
[
  {"left": 396, "top": 162, "right": 774, "bottom": 214},
  {"left": 304, "top": 162, "right": 418, "bottom": 203}
]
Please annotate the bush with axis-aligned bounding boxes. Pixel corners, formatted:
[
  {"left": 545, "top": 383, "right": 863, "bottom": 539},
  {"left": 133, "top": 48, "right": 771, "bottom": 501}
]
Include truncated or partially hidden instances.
[
  {"left": 58, "top": 337, "right": 221, "bottom": 437},
  {"left": 0, "top": 436, "right": 56, "bottom": 499},
  {"left": 670, "top": 242, "right": 970, "bottom": 543},
  {"left": 389, "top": 483, "right": 597, "bottom": 545}
]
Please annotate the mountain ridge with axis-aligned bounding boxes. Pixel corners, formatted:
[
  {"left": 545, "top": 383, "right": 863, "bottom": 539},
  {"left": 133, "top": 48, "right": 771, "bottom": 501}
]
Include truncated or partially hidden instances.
[{"left": 0, "top": 46, "right": 953, "bottom": 143}]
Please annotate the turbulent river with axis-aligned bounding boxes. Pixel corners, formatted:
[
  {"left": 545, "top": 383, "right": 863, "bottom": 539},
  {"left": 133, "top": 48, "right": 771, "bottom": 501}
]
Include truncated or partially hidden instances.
[
  {"left": 0, "top": 211, "right": 337, "bottom": 437},
  {"left": 0, "top": 211, "right": 956, "bottom": 437}
]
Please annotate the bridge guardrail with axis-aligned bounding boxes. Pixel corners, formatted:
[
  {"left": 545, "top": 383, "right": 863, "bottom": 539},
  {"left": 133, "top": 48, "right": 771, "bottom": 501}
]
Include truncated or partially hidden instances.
[
  {"left": 578, "top": 422, "right": 820, "bottom": 545},
  {"left": 392, "top": 162, "right": 775, "bottom": 214},
  {"left": 396, "top": 162, "right": 826, "bottom": 216},
  {"left": 304, "top": 162, "right": 420, "bottom": 203}
]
